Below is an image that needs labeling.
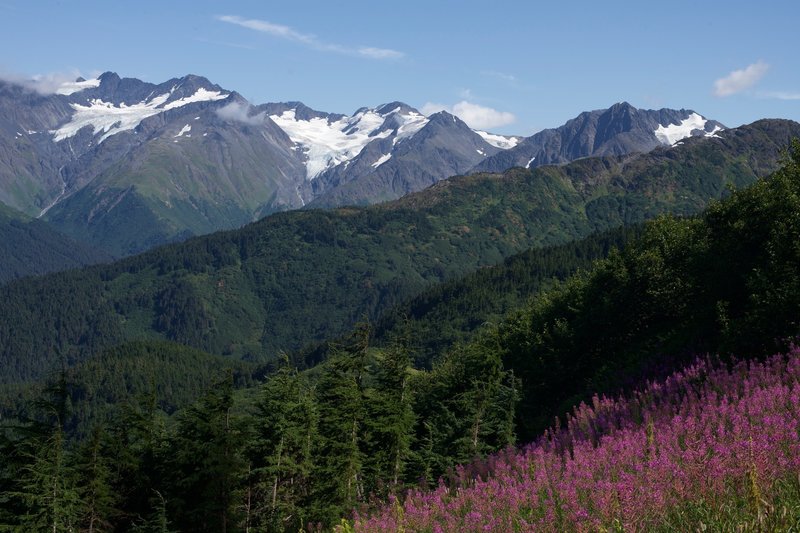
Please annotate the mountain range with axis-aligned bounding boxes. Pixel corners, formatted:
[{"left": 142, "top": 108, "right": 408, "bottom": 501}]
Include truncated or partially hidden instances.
[{"left": 0, "top": 72, "right": 726, "bottom": 258}]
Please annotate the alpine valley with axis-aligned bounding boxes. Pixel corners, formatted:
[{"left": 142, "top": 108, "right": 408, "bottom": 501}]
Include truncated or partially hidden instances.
[{"left": 1, "top": 72, "right": 724, "bottom": 260}]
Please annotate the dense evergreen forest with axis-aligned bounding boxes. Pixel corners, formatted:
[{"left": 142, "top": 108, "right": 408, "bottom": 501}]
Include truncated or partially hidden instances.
[
  {"left": 1, "top": 140, "right": 799, "bottom": 531},
  {"left": 0, "top": 119, "right": 796, "bottom": 391},
  {"left": 300, "top": 225, "right": 642, "bottom": 369},
  {"left": 0, "top": 202, "right": 109, "bottom": 284}
]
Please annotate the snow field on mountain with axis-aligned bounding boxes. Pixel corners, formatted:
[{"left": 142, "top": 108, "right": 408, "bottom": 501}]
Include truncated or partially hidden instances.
[
  {"left": 51, "top": 87, "right": 227, "bottom": 143},
  {"left": 654, "top": 112, "right": 723, "bottom": 145},
  {"left": 269, "top": 107, "right": 429, "bottom": 179}
]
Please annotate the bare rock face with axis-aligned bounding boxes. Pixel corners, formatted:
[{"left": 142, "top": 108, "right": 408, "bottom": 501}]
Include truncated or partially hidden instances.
[{"left": 473, "top": 102, "right": 725, "bottom": 173}]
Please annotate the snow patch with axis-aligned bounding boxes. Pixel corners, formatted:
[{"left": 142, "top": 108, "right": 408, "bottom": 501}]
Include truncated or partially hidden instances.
[
  {"left": 51, "top": 88, "right": 228, "bottom": 144},
  {"left": 525, "top": 156, "right": 536, "bottom": 169},
  {"left": 174, "top": 124, "right": 191, "bottom": 138},
  {"left": 372, "top": 153, "right": 392, "bottom": 168},
  {"left": 162, "top": 88, "right": 227, "bottom": 110},
  {"left": 476, "top": 130, "right": 521, "bottom": 149},
  {"left": 55, "top": 78, "right": 101, "bottom": 96},
  {"left": 269, "top": 105, "right": 428, "bottom": 179},
  {"left": 654, "top": 113, "right": 722, "bottom": 146}
]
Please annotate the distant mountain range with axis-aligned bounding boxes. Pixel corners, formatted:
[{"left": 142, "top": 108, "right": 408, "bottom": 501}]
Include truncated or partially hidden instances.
[{"left": 0, "top": 71, "right": 725, "bottom": 256}]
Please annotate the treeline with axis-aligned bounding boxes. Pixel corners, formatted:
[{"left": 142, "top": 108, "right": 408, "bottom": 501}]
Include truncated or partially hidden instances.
[
  {"left": 0, "top": 325, "right": 517, "bottom": 531},
  {"left": 0, "top": 341, "right": 259, "bottom": 440}
]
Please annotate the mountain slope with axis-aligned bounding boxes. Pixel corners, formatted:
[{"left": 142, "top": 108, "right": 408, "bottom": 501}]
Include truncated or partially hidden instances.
[
  {"left": 44, "top": 94, "right": 306, "bottom": 256},
  {"left": 0, "top": 202, "right": 109, "bottom": 283},
  {"left": 369, "top": 225, "right": 642, "bottom": 366},
  {"left": 304, "top": 110, "right": 503, "bottom": 206},
  {"left": 0, "top": 74, "right": 728, "bottom": 257},
  {"left": 474, "top": 102, "right": 724, "bottom": 173},
  {"left": 0, "top": 119, "right": 794, "bottom": 387},
  {"left": 0, "top": 74, "right": 520, "bottom": 255},
  {"left": 483, "top": 137, "right": 800, "bottom": 440}
]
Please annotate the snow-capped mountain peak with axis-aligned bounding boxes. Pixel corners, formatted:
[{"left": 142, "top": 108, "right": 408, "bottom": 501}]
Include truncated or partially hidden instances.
[
  {"left": 50, "top": 73, "right": 230, "bottom": 144},
  {"left": 268, "top": 102, "right": 430, "bottom": 180},
  {"left": 654, "top": 112, "right": 723, "bottom": 145}
]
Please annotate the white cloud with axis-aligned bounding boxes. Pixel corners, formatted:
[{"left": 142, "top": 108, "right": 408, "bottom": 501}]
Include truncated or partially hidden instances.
[
  {"left": 216, "top": 101, "right": 265, "bottom": 126},
  {"left": 421, "top": 100, "right": 516, "bottom": 130},
  {"left": 217, "top": 15, "right": 404, "bottom": 60},
  {"left": 759, "top": 90, "right": 800, "bottom": 101},
  {"left": 481, "top": 70, "right": 517, "bottom": 82},
  {"left": 713, "top": 61, "right": 769, "bottom": 97},
  {"left": 0, "top": 69, "right": 87, "bottom": 94},
  {"left": 358, "top": 47, "right": 404, "bottom": 60}
]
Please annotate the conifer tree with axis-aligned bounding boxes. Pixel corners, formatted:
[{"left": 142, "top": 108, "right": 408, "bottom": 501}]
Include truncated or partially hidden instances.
[
  {"left": 166, "top": 370, "right": 245, "bottom": 532},
  {"left": 4, "top": 377, "right": 82, "bottom": 532},
  {"left": 75, "top": 425, "right": 118, "bottom": 532},
  {"left": 363, "top": 337, "right": 416, "bottom": 495},
  {"left": 250, "top": 355, "right": 318, "bottom": 531},
  {"left": 312, "top": 323, "right": 370, "bottom": 524},
  {"left": 106, "top": 390, "right": 168, "bottom": 530}
]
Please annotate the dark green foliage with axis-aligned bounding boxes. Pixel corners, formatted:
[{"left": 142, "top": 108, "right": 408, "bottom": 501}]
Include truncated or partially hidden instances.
[
  {"left": 363, "top": 337, "right": 416, "bottom": 494},
  {"left": 368, "top": 225, "right": 642, "bottom": 367},
  {"left": 0, "top": 202, "right": 109, "bottom": 285},
  {"left": 311, "top": 325, "right": 371, "bottom": 524},
  {"left": 247, "top": 359, "right": 318, "bottom": 531},
  {"left": 409, "top": 339, "right": 519, "bottom": 481},
  {"left": 490, "top": 139, "right": 800, "bottom": 440},
  {"left": 105, "top": 393, "right": 170, "bottom": 531},
  {"left": 0, "top": 120, "right": 794, "bottom": 390},
  {"left": 165, "top": 372, "right": 245, "bottom": 532},
  {"left": 0, "top": 380, "right": 82, "bottom": 532},
  {"left": 0, "top": 340, "right": 258, "bottom": 439},
  {"left": 75, "top": 426, "right": 118, "bottom": 532}
]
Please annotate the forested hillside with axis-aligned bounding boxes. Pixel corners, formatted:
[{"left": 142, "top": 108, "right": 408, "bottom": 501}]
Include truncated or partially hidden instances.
[
  {"left": 0, "top": 119, "right": 795, "bottom": 387},
  {"left": 300, "top": 225, "right": 642, "bottom": 369},
  {"left": 1, "top": 139, "right": 799, "bottom": 531},
  {"left": 0, "top": 202, "right": 109, "bottom": 283}
]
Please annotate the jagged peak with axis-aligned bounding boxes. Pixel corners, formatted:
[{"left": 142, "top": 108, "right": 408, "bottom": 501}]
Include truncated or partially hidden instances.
[{"left": 375, "top": 101, "right": 419, "bottom": 116}]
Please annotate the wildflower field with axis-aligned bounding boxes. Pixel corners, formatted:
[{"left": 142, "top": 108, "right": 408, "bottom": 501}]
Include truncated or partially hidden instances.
[{"left": 355, "top": 349, "right": 800, "bottom": 531}]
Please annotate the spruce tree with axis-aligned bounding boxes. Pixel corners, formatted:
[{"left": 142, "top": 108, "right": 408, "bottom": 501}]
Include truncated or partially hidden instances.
[
  {"left": 250, "top": 356, "right": 318, "bottom": 531},
  {"left": 311, "top": 323, "right": 370, "bottom": 524},
  {"left": 363, "top": 339, "right": 416, "bottom": 496},
  {"left": 166, "top": 370, "right": 245, "bottom": 532},
  {"left": 75, "top": 425, "right": 118, "bottom": 532}
]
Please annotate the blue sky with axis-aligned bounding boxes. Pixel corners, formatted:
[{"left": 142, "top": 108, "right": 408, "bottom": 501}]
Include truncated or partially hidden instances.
[{"left": 1, "top": 0, "right": 798, "bottom": 135}]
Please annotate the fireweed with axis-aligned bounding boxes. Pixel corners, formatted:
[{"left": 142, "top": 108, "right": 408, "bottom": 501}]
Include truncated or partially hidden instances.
[{"left": 354, "top": 348, "right": 800, "bottom": 531}]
